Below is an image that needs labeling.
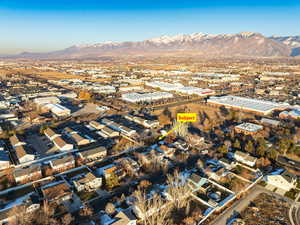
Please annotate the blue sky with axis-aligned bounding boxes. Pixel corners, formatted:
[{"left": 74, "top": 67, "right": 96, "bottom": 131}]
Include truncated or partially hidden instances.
[{"left": 1, "top": 0, "right": 300, "bottom": 54}]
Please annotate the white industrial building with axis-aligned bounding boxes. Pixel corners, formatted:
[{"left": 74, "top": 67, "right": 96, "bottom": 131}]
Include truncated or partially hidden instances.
[
  {"left": 44, "top": 103, "right": 71, "bottom": 117},
  {"left": 119, "top": 86, "right": 143, "bottom": 92},
  {"left": 207, "top": 96, "right": 289, "bottom": 115},
  {"left": 34, "top": 96, "right": 60, "bottom": 105},
  {"left": 235, "top": 123, "right": 263, "bottom": 135},
  {"left": 122, "top": 92, "right": 173, "bottom": 103},
  {"left": 92, "top": 85, "right": 116, "bottom": 94},
  {"left": 145, "top": 81, "right": 184, "bottom": 91},
  {"left": 176, "top": 86, "right": 215, "bottom": 96}
]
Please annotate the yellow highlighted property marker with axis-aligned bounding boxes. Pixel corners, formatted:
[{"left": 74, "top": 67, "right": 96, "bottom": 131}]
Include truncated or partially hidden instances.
[
  {"left": 158, "top": 113, "right": 197, "bottom": 140},
  {"left": 177, "top": 113, "right": 197, "bottom": 122},
  {"left": 158, "top": 122, "right": 184, "bottom": 140}
]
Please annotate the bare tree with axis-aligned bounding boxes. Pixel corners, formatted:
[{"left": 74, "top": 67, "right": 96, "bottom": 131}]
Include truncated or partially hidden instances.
[
  {"left": 172, "top": 121, "right": 188, "bottom": 138},
  {"left": 105, "top": 202, "right": 116, "bottom": 216},
  {"left": 134, "top": 189, "right": 172, "bottom": 225},
  {"left": 8, "top": 206, "right": 32, "bottom": 225},
  {"left": 166, "top": 170, "right": 192, "bottom": 209},
  {"left": 60, "top": 213, "right": 74, "bottom": 225}
]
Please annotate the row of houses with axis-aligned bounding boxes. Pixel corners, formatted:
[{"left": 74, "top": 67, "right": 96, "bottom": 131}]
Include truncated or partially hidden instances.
[
  {"left": 12, "top": 146, "right": 108, "bottom": 184},
  {"left": 124, "top": 115, "right": 159, "bottom": 129},
  {"left": 89, "top": 121, "right": 120, "bottom": 138},
  {"left": 101, "top": 118, "right": 137, "bottom": 137}
]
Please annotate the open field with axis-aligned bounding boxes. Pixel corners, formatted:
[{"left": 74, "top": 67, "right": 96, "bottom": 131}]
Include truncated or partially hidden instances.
[
  {"left": 240, "top": 193, "right": 291, "bottom": 225},
  {"left": 36, "top": 71, "right": 83, "bottom": 80}
]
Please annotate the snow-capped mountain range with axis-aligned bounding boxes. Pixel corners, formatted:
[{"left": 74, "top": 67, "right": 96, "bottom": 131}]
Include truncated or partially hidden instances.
[{"left": 5, "top": 32, "right": 300, "bottom": 59}]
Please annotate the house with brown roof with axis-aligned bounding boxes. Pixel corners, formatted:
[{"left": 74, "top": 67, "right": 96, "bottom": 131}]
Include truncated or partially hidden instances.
[
  {"left": 15, "top": 145, "right": 35, "bottom": 164},
  {"left": 71, "top": 133, "right": 90, "bottom": 146},
  {"left": 13, "top": 164, "right": 42, "bottom": 184},
  {"left": 63, "top": 127, "right": 90, "bottom": 146},
  {"left": 99, "top": 126, "right": 119, "bottom": 138},
  {"left": 159, "top": 145, "right": 176, "bottom": 158},
  {"left": 72, "top": 172, "right": 102, "bottom": 192},
  {"left": 50, "top": 155, "right": 75, "bottom": 173},
  {"left": 89, "top": 120, "right": 105, "bottom": 130},
  {"left": 53, "top": 136, "right": 73, "bottom": 151},
  {"left": 78, "top": 146, "right": 107, "bottom": 162},
  {"left": 41, "top": 180, "right": 73, "bottom": 204},
  {"left": 9, "top": 134, "right": 26, "bottom": 148},
  {"left": 97, "top": 164, "right": 125, "bottom": 179},
  {"left": 44, "top": 128, "right": 60, "bottom": 141},
  {"left": 100, "top": 208, "right": 137, "bottom": 225},
  {"left": 233, "top": 151, "right": 257, "bottom": 167}
]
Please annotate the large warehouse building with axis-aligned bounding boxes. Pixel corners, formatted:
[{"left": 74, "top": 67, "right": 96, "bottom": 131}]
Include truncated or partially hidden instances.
[
  {"left": 121, "top": 92, "right": 173, "bottom": 103},
  {"left": 207, "top": 96, "right": 289, "bottom": 115}
]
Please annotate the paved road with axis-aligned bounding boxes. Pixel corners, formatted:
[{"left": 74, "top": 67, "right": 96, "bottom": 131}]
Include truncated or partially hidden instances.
[
  {"left": 289, "top": 193, "right": 300, "bottom": 225},
  {"left": 277, "top": 156, "right": 300, "bottom": 170},
  {"left": 296, "top": 204, "right": 300, "bottom": 225},
  {"left": 210, "top": 186, "right": 293, "bottom": 225}
]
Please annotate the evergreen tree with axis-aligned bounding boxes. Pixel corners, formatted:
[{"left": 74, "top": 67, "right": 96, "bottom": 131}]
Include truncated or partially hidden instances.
[
  {"left": 268, "top": 148, "right": 278, "bottom": 160},
  {"left": 106, "top": 173, "right": 119, "bottom": 190},
  {"left": 245, "top": 141, "right": 254, "bottom": 154},
  {"left": 217, "top": 145, "right": 228, "bottom": 154},
  {"left": 256, "top": 138, "right": 267, "bottom": 157},
  {"left": 233, "top": 139, "right": 241, "bottom": 149}
]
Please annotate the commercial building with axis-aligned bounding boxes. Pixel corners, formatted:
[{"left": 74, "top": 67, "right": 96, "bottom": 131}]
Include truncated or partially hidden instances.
[
  {"left": 207, "top": 96, "right": 289, "bottom": 115},
  {"left": 119, "top": 86, "right": 143, "bottom": 92},
  {"left": 92, "top": 85, "right": 116, "bottom": 94},
  {"left": 145, "top": 81, "right": 184, "bottom": 91},
  {"left": 43, "top": 103, "right": 71, "bottom": 117},
  {"left": 176, "top": 86, "right": 215, "bottom": 96},
  {"left": 234, "top": 123, "right": 263, "bottom": 135},
  {"left": 33, "top": 96, "right": 60, "bottom": 105},
  {"left": 122, "top": 92, "right": 173, "bottom": 103}
]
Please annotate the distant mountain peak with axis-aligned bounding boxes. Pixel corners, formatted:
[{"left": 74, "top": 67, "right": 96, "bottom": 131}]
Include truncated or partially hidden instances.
[
  {"left": 238, "top": 32, "right": 261, "bottom": 37},
  {"left": 4, "top": 31, "right": 300, "bottom": 59}
]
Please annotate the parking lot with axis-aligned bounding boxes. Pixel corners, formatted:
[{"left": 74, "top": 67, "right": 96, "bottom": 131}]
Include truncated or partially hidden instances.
[{"left": 26, "top": 134, "right": 57, "bottom": 157}]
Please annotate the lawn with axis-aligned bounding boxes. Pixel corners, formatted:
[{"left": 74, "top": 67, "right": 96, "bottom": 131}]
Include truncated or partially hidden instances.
[
  {"left": 284, "top": 188, "right": 300, "bottom": 200},
  {"left": 77, "top": 190, "right": 99, "bottom": 202}
]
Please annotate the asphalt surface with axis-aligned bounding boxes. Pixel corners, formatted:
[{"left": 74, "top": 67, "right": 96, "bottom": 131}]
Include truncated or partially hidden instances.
[
  {"left": 277, "top": 156, "right": 300, "bottom": 170},
  {"left": 289, "top": 193, "right": 300, "bottom": 225}
]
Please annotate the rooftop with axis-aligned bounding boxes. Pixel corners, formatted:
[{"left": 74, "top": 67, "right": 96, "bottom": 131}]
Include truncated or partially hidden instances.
[
  {"left": 208, "top": 96, "right": 289, "bottom": 114},
  {"left": 235, "top": 122, "right": 263, "bottom": 132}
]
